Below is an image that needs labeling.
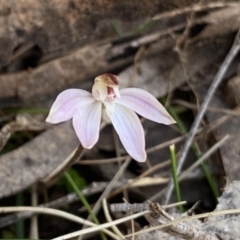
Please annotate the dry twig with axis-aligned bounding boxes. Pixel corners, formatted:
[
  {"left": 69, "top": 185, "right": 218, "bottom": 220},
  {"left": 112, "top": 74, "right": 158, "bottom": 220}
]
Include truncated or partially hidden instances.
[{"left": 110, "top": 201, "right": 186, "bottom": 213}]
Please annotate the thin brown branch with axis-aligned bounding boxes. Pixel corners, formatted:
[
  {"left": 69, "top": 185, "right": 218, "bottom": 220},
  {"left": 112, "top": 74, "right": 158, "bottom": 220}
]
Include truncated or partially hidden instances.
[{"left": 42, "top": 144, "right": 84, "bottom": 185}]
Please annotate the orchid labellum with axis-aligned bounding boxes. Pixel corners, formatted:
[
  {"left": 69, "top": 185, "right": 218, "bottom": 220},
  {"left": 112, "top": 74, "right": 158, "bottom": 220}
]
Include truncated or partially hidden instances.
[{"left": 46, "top": 74, "right": 175, "bottom": 162}]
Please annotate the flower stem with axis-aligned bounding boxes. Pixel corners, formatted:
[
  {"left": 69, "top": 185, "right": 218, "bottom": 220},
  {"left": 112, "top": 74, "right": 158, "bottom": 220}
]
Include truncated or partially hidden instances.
[
  {"left": 44, "top": 144, "right": 84, "bottom": 185},
  {"left": 63, "top": 171, "right": 107, "bottom": 240}
]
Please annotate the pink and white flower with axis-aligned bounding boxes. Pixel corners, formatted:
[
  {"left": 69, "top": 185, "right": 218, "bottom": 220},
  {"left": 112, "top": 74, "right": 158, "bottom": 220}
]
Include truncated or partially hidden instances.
[{"left": 46, "top": 74, "right": 175, "bottom": 162}]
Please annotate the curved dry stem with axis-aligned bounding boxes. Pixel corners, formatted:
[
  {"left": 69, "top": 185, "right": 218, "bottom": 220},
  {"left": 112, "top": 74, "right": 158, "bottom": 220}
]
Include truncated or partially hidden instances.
[
  {"left": 52, "top": 210, "right": 149, "bottom": 240},
  {"left": 0, "top": 207, "right": 119, "bottom": 240},
  {"left": 102, "top": 198, "right": 124, "bottom": 239}
]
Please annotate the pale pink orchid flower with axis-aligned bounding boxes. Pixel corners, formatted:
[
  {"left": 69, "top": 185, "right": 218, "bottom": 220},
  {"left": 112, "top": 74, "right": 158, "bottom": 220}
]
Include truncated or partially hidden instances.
[{"left": 46, "top": 74, "right": 175, "bottom": 162}]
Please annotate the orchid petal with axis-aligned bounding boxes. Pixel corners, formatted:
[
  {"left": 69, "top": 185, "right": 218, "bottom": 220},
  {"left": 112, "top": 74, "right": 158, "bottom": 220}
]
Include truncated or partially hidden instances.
[
  {"left": 73, "top": 101, "right": 102, "bottom": 149},
  {"left": 116, "top": 88, "right": 176, "bottom": 125},
  {"left": 46, "top": 89, "right": 94, "bottom": 124},
  {"left": 107, "top": 104, "right": 146, "bottom": 162}
]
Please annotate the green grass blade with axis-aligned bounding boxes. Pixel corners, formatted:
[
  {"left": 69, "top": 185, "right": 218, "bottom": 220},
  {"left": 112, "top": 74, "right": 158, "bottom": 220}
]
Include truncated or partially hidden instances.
[
  {"left": 64, "top": 171, "right": 107, "bottom": 240},
  {"left": 169, "top": 144, "right": 183, "bottom": 212}
]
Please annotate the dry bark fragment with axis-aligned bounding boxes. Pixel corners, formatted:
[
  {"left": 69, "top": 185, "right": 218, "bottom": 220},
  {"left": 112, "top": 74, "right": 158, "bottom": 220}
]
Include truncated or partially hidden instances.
[
  {"left": 0, "top": 122, "right": 78, "bottom": 198},
  {"left": 0, "top": 0, "right": 238, "bottom": 68},
  {"left": 204, "top": 181, "right": 240, "bottom": 240},
  {"left": 0, "top": 0, "right": 197, "bottom": 67},
  {"left": 191, "top": 5, "right": 240, "bottom": 42}
]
